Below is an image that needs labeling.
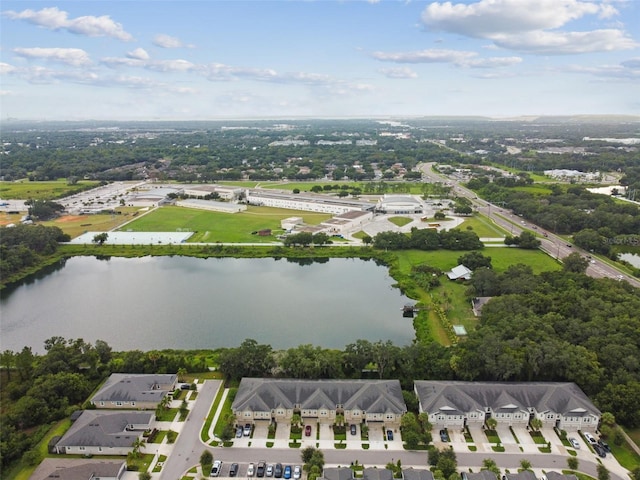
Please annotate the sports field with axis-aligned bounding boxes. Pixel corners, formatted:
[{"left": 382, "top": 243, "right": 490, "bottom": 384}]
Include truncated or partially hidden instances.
[{"left": 119, "top": 205, "right": 332, "bottom": 243}]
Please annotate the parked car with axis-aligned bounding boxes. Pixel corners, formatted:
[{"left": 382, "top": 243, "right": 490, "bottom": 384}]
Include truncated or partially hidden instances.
[
  {"left": 230, "top": 463, "right": 239, "bottom": 477},
  {"left": 236, "top": 426, "right": 243, "bottom": 438},
  {"left": 386, "top": 430, "right": 394, "bottom": 441},
  {"left": 598, "top": 439, "right": 611, "bottom": 452},
  {"left": 244, "top": 423, "right": 252, "bottom": 436},
  {"left": 293, "top": 466, "right": 302, "bottom": 480},
  {"left": 211, "top": 460, "right": 222, "bottom": 477},
  {"left": 266, "top": 464, "right": 274, "bottom": 477},
  {"left": 350, "top": 424, "right": 357, "bottom": 435},
  {"left": 284, "top": 466, "right": 292, "bottom": 479},
  {"left": 257, "top": 461, "right": 266, "bottom": 478},
  {"left": 274, "top": 464, "right": 283, "bottom": 478},
  {"left": 569, "top": 437, "right": 580, "bottom": 449},
  {"left": 593, "top": 443, "right": 606, "bottom": 458},
  {"left": 305, "top": 425, "right": 312, "bottom": 436},
  {"left": 248, "top": 463, "right": 255, "bottom": 477},
  {"left": 584, "top": 432, "right": 597, "bottom": 444},
  {"left": 439, "top": 429, "right": 450, "bottom": 442}
]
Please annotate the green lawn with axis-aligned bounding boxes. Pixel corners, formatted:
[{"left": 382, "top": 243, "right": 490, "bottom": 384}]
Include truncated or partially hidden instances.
[
  {"left": 119, "top": 205, "right": 332, "bottom": 243},
  {"left": 394, "top": 248, "right": 560, "bottom": 275},
  {"left": 0, "top": 180, "right": 99, "bottom": 200},
  {"left": 458, "top": 215, "right": 508, "bottom": 238},
  {"left": 388, "top": 216, "right": 413, "bottom": 227}
]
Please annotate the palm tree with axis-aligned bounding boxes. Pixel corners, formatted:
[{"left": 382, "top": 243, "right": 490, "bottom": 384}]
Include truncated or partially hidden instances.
[
  {"left": 131, "top": 437, "right": 145, "bottom": 459},
  {"left": 520, "top": 459, "right": 532, "bottom": 471}
]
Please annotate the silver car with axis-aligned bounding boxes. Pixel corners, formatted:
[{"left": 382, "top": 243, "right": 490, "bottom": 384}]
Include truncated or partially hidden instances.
[{"left": 569, "top": 437, "right": 580, "bottom": 449}]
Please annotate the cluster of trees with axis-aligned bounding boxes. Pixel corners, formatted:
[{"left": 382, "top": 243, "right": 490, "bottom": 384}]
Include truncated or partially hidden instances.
[
  {"left": 504, "top": 231, "right": 541, "bottom": 249},
  {"left": 25, "top": 199, "right": 65, "bottom": 220},
  {"left": 372, "top": 227, "right": 483, "bottom": 251},
  {"left": 0, "top": 224, "right": 70, "bottom": 280},
  {"left": 283, "top": 232, "right": 331, "bottom": 247},
  {"left": 0, "top": 337, "right": 206, "bottom": 469}
]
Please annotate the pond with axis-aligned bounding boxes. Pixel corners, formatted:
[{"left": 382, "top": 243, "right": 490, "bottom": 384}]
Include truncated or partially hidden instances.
[
  {"left": 619, "top": 252, "right": 640, "bottom": 268},
  {"left": 0, "top": 256, "right": 415, "bottom": 353}
]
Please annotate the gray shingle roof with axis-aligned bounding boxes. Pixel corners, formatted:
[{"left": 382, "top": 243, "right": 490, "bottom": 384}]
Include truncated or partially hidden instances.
[
  {"left": 30, "top": 459, "right": 126, "bottom": 480},
  {"left": 462, "top": 471, "right": 498, "bottom": 480},
  {"left": 402, "top": 469, "right": 435, "bottom": 480},
  {"left": 363, "top": 468, "right": 394, "bottom": 480},
  {"left": 506, "top": 471, "right": 537, "bottom": 480},
  {"left": 546, "top": 472, "right": 578, "bottom": 480},
  {"left": 321, "top": 467, "right": 355, "bottom": 480},
  {"left": 56, "top": 410, "right": 153, "bottom": 448},
  {"left": 415, "top": 381, "right": 600, "bottom": 417},
  {"left": 92, "top": 374, "right": 176, "bottom": 404},
  {"left": 233, "top": 379, "right": 406, "bottom": 414}
]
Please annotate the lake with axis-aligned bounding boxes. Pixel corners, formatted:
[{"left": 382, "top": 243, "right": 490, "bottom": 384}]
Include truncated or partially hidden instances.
[
  {"left": 619, "top": 252, "right": 640, "bottom": 268},
  {"left": 0, "top": 256, "right": 415, "bottom": 353}
]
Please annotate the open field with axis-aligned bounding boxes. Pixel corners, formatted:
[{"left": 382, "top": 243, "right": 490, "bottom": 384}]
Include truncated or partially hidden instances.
[
  {"left": 512, "top": 185, "right": 555, "bottom": 195},
  {"left": 394, "top": 248, "right": 561, "bottom": 275},
  {"left": 458, "top": 215, "right": 508, "bottom": 238},
  {"left": 0, "top": 180, "right": 99, "bottom": 200},
  {"left": 40, "top": 208, "right": 142, "bottom": 238},
  {"left": 220, "top": 180, "right": 428, "bottom": 194},
  {"left": 119, "top": 205, "right": 332, "bottom": 243}
]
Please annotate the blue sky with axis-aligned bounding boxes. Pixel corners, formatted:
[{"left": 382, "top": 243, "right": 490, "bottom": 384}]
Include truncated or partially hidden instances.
[{"left": 1, "top": 0, "right": 639, "bottom": 120}]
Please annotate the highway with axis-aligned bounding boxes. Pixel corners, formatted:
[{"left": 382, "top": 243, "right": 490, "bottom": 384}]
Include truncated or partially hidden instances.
[{"left": 419, "top": 163, "right": 640, "bottom": 289}]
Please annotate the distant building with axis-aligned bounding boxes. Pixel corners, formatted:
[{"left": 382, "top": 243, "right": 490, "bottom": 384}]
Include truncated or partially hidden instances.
[{"left": 447, "top": 265, "right": 472, "bottom": 281}]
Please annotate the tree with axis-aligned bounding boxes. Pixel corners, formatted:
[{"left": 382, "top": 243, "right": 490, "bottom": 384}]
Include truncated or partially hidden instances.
[
  {"left": 520, "top": 459, "right": 532, "bottom": 471},
  {"left": 530, "top": 418, "right": 542, "bottom": 432},
  {"left": 92, "top": 232, "right": 109, "bottom": 246},
  {"left": 131, "top": 438, "right": 145, "bottom": 458},
  {"left": 567, "top": 457, "right": 578, "bottom": 471},
  {"left": 139, "top": 472, "right": 152, "bottom": 480},
  {"left": 481, "top": 458, "right": 500, "bottom": 476},
  {"left": 517, "top": 231, "right": 541, "bottom": 249},
  {"left": 562, "top": 252, "right": 589, "bottom": 274},
  {"left": 200, "top": 450, "right": 213, "bottom": 467},
  {"left": 457, "top": 252, "right": 492, "bottom": 270},
  {"left": 486, "top": 417, "right": 497, "bottom": 431},
  {"left": 597, "top": 464, "right": 610, "bottom": 480}
]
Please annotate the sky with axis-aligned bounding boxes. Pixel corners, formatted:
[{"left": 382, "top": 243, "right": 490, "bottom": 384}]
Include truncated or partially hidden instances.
[{"left": 1, "top": 0, "right": 639, "bottom": 120}]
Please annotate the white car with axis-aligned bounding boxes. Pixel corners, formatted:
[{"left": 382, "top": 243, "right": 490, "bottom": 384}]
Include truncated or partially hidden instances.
[
  {"left": 248, "top": 463, "right": 255, "bottom": 477},
  {"left": 211, "top": 460, "right": 222, "bottom": 477},
  {"left": 569, "top": 437, "right": 580, "bottom": 449},
  {"left": 293, "top": 466, "right": 302, "bottom": 480},
  {"left": 584, "top": 432, "right": 597, "bottom": 444}
]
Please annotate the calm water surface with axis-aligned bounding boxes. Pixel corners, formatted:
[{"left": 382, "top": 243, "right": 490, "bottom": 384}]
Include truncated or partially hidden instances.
[
  {"left": 619, "top": 252, "right": 640, "bottom": 268},
  {"left": 1, "top": 256, "right": 414, "bottom": 353}
]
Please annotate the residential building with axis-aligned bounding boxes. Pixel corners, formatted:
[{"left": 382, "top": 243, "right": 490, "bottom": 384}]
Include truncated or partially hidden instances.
[
  {"left": 232, "top": 378, "right": 406, "bottom": 427},
  {"left": 91, "top": 373, "right": 176, "bottom": 409},
  {"left": 30, "top": 459, "right": 126, "bottom": 480},
  {"left": 55, "top": 410, "right": 153, "bottom": 456},
  {"left": 415, "top": 381, "right": 600, "bottom": 430}
]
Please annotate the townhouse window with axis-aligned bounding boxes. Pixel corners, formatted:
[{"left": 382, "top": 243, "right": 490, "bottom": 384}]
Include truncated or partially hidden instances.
[
  {"left": 100, "top": 401, "right": 105, "bottom": 406},
  {"left": 79, "top": 446, "right": 85, "bottom": 451},
  {"left": 116, "top": 401, "right": 123, "bottom": 406}
]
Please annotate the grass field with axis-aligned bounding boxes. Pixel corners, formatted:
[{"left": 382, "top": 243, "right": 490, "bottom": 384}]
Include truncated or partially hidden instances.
[
  {"left": 394, "top": 247, "right": 561, "bottom": 275},
  {"left": 388, "top": 216, "right": 413, "bottom": 227},
  {"left": 41, "top": 207, "right": 142, "bottom": 238},
  {"left": 120, "top": 205, "right": 332, "bottom": 243},
  {"left": 458, "top": 215, "right": 508, "bottom": 238},
  {"left": 0, "top": 180, "right": 99, "bottom": 200},
  {"left": 512, "top": 185, "right": 555, "bottom": 195}
]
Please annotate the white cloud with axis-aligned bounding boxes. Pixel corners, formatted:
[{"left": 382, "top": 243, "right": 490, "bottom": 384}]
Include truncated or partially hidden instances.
[
  {"left": 422, "top": 0, "right": 601, "bottom": 36},
  {"left": 13, "top": 47, "right": 91, "bottom": 66},
  {"left": 493, "top": 29, "right": 637, "bottom": 54},
  {"left": 566, "top": 58, "right": 640, "bottom": 79},
  {"left": 3, "top": 7, "right": 133, "bottom": 41},
  {"left": 378, "top": 67, "right": 419, "bottom": 78},
  {"left": 127, "top": 48, "right": 150, "bottom": 60},
  {"left": 372, "top": 48, "right": 522, "bottom": 68},
  {"left": 0, "top": 62, "right": 17, "bottom": 74},
  {"left": 146, "top": 59, "right": 195, "bottom": 72},
  {"left": 421, "top": 0, "right": 635, "bottom": 54},
  {"left": 153, "top": 34, "right": 190, "bottom": 49}
]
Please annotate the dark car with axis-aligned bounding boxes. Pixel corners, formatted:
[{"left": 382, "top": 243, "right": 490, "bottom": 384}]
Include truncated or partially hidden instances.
[
  {"left": 350, "top": 424, "right": 357, "bottom": 435},
  {"left": 274, "top": 464, "right": 283, "bottom": 478},
  {"left": 598, "top": 439, "right": 611, "bottom": 452},
  {"left": 257, "top": 461, "right": 266, "bottom": 478},
  {"left": 439, "top": 429, "right": 449, "bottom": 442},
  {"left": 386, "top": 430, "right": 394, "bottom": 441},
  {"left": 284, "top": 466, "right": 292, "bottom": 479},
  {"left": 229, "top": 463, "right": 239, "bottom": 477},
  {"left": 305, "top": 425, "right": 312, "bottom": 436},
  {"left": 593, "top": 444, "right": 606, "bottom": 458}
]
